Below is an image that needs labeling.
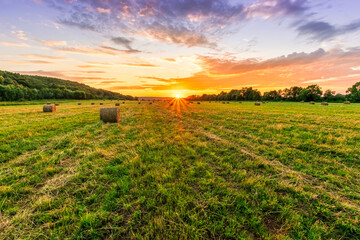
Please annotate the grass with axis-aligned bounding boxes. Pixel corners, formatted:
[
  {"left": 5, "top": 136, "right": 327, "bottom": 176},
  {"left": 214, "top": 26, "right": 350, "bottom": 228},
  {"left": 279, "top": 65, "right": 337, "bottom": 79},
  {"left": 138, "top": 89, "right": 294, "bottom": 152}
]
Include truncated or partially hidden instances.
[{"left": 0, "top": 100, "right": 360, "bottom": 239}]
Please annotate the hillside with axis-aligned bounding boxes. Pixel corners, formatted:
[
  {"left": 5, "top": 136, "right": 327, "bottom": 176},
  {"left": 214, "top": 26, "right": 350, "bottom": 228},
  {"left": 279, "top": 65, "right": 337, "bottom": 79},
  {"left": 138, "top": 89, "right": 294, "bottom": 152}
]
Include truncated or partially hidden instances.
[{"left": 0, "top": 71, "right": 134, "bottom": 101}]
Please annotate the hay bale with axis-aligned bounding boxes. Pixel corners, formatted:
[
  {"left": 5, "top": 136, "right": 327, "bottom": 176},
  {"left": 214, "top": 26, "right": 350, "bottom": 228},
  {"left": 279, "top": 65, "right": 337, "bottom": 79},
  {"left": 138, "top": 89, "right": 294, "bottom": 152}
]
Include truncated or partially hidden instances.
[
  {"left": 138, "top": 102, "right": 141, "bottom": 104},
  {"left": 149, "top": 102, "right": 152, "bottom": 105},
  {"left": 309, "top": 101, "right": 315, "bottom": 104},
  {"left": 300, "top": 101, "right": 304, "bottom": 103},
  {"left": 55, "top": 103, "right": 59, "bottom": 106},
  {"left": 197, "top": 102, "right": 201, "bottom": 104},
  {"left": 47, "top": 102, "right": 51, "bottom": 105},
  {"left": 100, "top": 107, "right": 120, "bottom": 123},
  {"left": 222, "top": 101, "right": 225, "bottom": 104},
  {"left": 78, "top": 103, "right": 82, "bottom": 105},
  {"left": 255, "top": 102, "right": 260, "bottom": 106},
  {"left": 227, "top": 102, "right": 230, "bottom": 104},
  {"left": 238, "top": 101, "right": 242, "bottom": 103},
  {"left": 122, "top": 102, "right": 125, "bottom": 104},
  {"left": 262, "top": 101, "right": 266, "bottom": 103},
  {"left": 115, "top": 103, "right": 120, "bottom": 106},
  {"left": 43, "top": 105, "right": 56, "bottom": 112},
  {"left": 170, "top": 103, "right": 174, "bottom": 106},
  {"left": 100, "top": 103, "right": 103, "bottom": 105},
  {"left": 321, "top": 102, "right": 328, "bottom": 106},
  {"left": 344, "top": 101, "right": 351, "bottom": 104},
  {"left": 91, "top": 103, "right": 95, "bottom": 105}
]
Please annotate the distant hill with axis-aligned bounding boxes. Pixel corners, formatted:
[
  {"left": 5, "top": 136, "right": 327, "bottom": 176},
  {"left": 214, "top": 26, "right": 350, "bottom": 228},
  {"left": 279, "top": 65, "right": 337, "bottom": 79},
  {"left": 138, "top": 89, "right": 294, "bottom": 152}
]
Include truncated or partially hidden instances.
[{"left": 0, "top": 70, "right": 135, "bottom": 101}]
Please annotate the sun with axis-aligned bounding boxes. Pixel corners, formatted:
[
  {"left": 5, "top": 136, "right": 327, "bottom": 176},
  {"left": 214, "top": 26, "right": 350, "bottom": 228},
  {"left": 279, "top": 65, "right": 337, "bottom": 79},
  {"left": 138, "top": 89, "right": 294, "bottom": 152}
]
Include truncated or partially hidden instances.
[{"left": 176, "top": 94, "right": 180, "bottom": 99}]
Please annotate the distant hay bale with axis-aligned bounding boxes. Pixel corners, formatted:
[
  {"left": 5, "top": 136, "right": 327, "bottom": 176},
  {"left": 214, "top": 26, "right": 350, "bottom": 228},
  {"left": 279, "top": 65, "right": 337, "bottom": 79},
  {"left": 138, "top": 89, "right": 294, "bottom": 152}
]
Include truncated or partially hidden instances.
[
  {"left": 238, "top": 101, "right": 242, "bottom": 103},
  {"left": 222, "top": 101, "right": 225, "bottom": 104},
  {"left": 100, "top": 103, "right": 103, "bottom": 105},
  {"left": 149, "top": 102, "right": 152, "bottom": 105},
  {"left": 344, "top": 101, "right": 351, "bottom": 104},
  {"left": 115, "top": 103, "right": 120, "bottom": 106},
  {"left": 255, "top": 102, "right": 260, "bottom": 106},
  {"left": 170, "top": 103, "right": 174, "bottom": 106},
  {"left": 43, "top": 104, "right": 56, "bottom": 112},
  {"left": 122, "top": 102, "right": 125, "bottom": 104},
  {"left": 78, "top": 103, "right": 82, "bottom": 105},
  {"left": 47, "top": 102, "right": 51, "bottom": 105},
  {"left": 321, "top": 102, "right": 328, "bottom": 106},
  {"left": 280, "top": 100, "right": 283, "bottom": 103},
  {"left": 197, "top": 102, "right": 201, "bottom": 104},
  {"left": 100, "top": 107, "right": 120, "bottom": 123},
  {"left": 91, "top": 103, "right": 95, "bottom": 105},
  {"left": 262, "top": 101, "right": 265, "bottom": 103},
  {"left": 138, "top": 102, "right": 141, "bottom": 104},
  {"left": 55, "top": 103, "right": 59, "bottom": 106},
  {"left": 309, "top": 101, "right": 315, "bottom": 104},
  {"left": 209, "top": 101, "right": 211, "bottom": 103},
  {"left": 300, "top": 101, "right": 304, "bottom": 103}
]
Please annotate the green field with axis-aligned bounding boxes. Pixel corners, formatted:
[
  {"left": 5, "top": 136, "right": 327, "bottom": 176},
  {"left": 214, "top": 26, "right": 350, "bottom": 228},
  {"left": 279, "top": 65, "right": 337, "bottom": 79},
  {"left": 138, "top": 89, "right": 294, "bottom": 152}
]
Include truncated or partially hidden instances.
[{"left": 0, "top": 100, "right": 360, "bottom": 239}]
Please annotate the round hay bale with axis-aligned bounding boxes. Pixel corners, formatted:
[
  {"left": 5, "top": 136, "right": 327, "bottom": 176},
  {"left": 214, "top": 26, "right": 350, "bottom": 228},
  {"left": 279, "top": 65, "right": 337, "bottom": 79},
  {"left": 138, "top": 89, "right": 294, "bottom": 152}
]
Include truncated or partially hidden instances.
[
  {"left": 91, "top": 103, "right": 95, "bottom": 105},
  {"left": 78, "top": 103, "right": 82, "bottom": 105},
  {"left": 149, "top": 102, "right": 152, "bottom": 105},
  {"left": 55, "top": 103, "right": 59, "bottom": 106},
  {"left": 100, "top": 103, "right": 103, "bottom": 105},
  {"left": 262, "top": 101, "right": 266, "bottom": 103},
  {"left": 238, "top": 101, "right": 242, "bottom": 103},
  {"left": 170, "top": 103, "right": 174, "bottom": 106},
  {"left": 47, "top": 102, "right": 51, "bottom": 105},
  {"left": 100, "top": 107, "right": 120, "bottom": 123},
  {"left": 138, "top": 102, "right": 141, "bottom": 104},
  {"left": 43, "top": 104, "right": 56, "bottom": 112},
  {"left": 227, "top": 102, "right": 230, "bottom": 104},
  {"left": 122, "top": 102, "right": 125, "bottom": 104},
  {"left": 197, "top": 102, "right": 201, "bottom": 104},
  {"left": 222, "top": 101, "right": 225, "bottom": 104},
  {"left": 115, "top": 103, "right": 120, "bottom": 106},
  {"left": 344, "top": 101, "right": 351, "bottom": 104},
  {"left": 255, "top": 102, "right": 260, "bottom": 106},
  {"left": 300, "top": 101, "right": 304, "bottom": 103},
  {"left": 321, "top": 102, "right": 328, "bottom": 106},
  {"left": 309, "top": 101, "right": 315, "bottom": 104}
]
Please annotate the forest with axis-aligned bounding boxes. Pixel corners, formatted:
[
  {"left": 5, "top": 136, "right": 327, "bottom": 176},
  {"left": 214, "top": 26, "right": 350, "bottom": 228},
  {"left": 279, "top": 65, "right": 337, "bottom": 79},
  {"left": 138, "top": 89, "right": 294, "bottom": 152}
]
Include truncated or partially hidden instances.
[
  {"left": 186, "top": 83, "right": 360, "bottom": 102},
  {"left": 0, "top": 71, "right": 135, "bottom": 101}
]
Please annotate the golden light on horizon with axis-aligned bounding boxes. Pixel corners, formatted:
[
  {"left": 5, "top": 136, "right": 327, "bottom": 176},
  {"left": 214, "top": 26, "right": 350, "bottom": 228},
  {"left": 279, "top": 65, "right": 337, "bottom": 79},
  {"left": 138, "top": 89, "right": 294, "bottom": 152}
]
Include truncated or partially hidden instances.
[{"left": 176, "top": 94, "right": 180, "bottom": 99}]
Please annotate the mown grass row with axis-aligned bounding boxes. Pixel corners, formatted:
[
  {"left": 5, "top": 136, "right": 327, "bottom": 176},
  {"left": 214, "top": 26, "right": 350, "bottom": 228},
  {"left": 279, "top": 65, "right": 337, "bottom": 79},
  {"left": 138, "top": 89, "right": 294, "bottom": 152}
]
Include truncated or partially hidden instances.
[{"left": 0, "top": 100, "right": 359, "bottom": 239}]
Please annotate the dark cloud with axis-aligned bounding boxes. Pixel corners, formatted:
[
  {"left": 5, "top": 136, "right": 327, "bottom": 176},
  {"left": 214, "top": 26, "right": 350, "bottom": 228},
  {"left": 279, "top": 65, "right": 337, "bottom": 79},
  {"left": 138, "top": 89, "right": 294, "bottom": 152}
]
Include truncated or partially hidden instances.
[
  {"left": 297, "top": 19, "right": 360, "bottom": 41},
  {"left": 43, "top": 0, "right": 310, "bottom": 47}
]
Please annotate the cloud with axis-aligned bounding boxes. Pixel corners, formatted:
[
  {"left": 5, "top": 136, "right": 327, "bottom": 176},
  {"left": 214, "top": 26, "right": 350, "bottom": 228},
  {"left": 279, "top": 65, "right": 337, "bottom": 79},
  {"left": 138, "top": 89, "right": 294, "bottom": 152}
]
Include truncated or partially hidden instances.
[
  {"left": 21, "top": 54, "right": 67, "bottom": 60},
  {"left": 40, "top": 40, "right": 67, "bottom": 47},
  {"left": 120, "top": 63, "right": 159, "bottom": 67},
  {"left": 131, "top": 48, "right": 360, "bottom": 92},
  {"left": 244, "top": 0, "right": 308, "bottom": 19},
  {"left": 11, "top": 30, "right": 28, "bottom": 40},
  {"left": 0, "top": 41, "right": 29, "bottom": 47},
  {"left": 199, "top": 48, "right": 327, "bottom": 74},
  {"left": 297, "top": 19, "right": 360, "bottom": 41},
  {"left": 43, "top": 0, "right": 310, "bottom": 48}
]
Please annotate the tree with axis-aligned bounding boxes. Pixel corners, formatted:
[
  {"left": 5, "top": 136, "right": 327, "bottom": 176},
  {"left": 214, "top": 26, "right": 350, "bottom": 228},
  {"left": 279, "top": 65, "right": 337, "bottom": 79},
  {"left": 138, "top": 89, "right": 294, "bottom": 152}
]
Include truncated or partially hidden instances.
[
  {"left": 298, "top": 85, "right": 322, "bottom": 101},
  {"left": 346, "top": 82, "right": 360, "bottom": 102}
]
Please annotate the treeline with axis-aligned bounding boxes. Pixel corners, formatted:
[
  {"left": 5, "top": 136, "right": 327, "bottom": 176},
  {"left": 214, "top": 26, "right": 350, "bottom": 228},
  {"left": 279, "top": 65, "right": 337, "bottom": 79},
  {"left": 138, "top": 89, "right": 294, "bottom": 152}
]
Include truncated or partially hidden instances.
[
  {"left": 187, "top": 83, "right": 360, "bottom": 102},
  {"left": 0, "top": 71, "right": 135, "bottom": 101}
]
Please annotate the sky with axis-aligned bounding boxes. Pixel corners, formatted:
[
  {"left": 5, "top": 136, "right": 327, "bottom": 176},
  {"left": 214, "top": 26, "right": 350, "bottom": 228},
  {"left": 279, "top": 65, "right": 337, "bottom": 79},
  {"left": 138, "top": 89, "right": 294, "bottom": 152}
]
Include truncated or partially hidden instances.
[{"left": 0, "top": 0, "right": 360, "bottom": 97}]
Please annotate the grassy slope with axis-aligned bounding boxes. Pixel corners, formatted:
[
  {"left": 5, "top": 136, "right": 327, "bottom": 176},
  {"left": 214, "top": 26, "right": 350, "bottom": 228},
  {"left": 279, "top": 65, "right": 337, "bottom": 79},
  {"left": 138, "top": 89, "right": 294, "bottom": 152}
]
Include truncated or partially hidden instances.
[{"left": 0, "top": 101, "right": 359, "bottom": 239}]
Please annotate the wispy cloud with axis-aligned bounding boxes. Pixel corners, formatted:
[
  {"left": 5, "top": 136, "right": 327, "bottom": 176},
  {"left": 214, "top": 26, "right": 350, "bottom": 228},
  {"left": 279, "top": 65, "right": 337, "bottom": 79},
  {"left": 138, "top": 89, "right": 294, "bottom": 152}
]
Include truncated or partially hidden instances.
[
  {"left": 296, "top": 19, "right": 360, "bottom": 41},
  {"left": 0, "top": 41, "right": 29, "bottom": 47}
]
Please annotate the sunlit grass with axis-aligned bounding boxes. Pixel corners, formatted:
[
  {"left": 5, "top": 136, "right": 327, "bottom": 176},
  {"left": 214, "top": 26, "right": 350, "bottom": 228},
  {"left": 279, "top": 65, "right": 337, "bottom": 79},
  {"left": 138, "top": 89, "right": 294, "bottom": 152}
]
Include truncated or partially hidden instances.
[{"left": 0, "top": 100, "right": 360, "bottom": 239}]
